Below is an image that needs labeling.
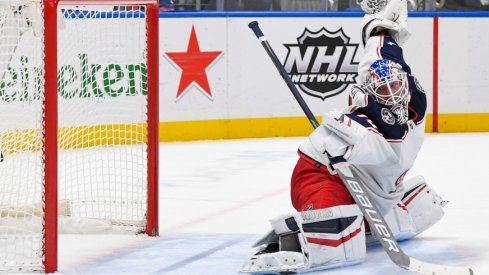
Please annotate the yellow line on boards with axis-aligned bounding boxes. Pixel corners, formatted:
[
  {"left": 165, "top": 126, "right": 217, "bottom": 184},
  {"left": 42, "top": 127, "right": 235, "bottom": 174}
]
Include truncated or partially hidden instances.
[
  {"left": 0, "top": 124, "right": 147, "bottom": 153},
  {"left": 159, "top": 116, "right": 319, "bottom": 141},
  {"left": 160, "top": 113, "right": 489, "bottom": 141},
  {"left": 0, "top": 114, "right": 487, "bottom": 152},
  {"left": 437, "top": 113, "right": 489, "bottom": 133}
]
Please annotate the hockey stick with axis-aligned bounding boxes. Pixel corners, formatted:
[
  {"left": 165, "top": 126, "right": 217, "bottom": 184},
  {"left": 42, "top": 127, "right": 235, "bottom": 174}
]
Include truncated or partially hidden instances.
[{"left": 248, "top": 20, "right": 473, "bottom": 275}]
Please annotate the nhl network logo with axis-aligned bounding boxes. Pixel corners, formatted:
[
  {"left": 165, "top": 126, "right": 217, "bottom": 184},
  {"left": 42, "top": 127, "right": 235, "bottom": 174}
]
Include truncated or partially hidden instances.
[{"left": 283, "top": 27, "right": 360, "bottom": 100}]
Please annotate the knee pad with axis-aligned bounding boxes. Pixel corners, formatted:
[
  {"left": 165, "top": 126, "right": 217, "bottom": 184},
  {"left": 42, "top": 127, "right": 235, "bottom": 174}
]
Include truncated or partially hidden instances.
[
  {"left": 241, "top": 205, "right": 366, "bottom": 274},
  {"left": 381, "top": 176, "right": 447, "bottom": 242}
]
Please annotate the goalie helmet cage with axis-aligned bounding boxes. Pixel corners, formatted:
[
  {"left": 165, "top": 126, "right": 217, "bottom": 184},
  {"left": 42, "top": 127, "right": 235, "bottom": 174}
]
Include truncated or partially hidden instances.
[{"left": 0, "top": 0, "right": 159, "bottom": 273}]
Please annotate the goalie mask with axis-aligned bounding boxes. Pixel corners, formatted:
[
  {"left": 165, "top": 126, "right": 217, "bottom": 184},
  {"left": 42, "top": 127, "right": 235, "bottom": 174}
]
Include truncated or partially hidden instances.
[{"left": 365, "top": 59, "right": 410, "bottom": 124}]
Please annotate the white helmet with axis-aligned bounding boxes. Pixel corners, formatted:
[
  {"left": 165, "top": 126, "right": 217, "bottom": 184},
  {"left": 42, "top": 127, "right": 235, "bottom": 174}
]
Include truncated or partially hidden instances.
[{"left": 364, "top": 59, "right": 410, "bottom": 124}]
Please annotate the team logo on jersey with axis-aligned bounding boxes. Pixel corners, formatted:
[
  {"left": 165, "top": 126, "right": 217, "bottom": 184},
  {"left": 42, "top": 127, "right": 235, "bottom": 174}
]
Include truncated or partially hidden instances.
[
  {"left": 283, "top": 27, "right": 360, "bottom": 100},
  {"left": 381, "top": 108, "right": 396, "bottom": 125}
]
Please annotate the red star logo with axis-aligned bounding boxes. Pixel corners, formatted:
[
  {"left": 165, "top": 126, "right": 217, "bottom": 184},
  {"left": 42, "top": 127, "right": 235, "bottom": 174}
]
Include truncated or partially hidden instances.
[{"left": 165, "top": 26, "right": 222, "bottom": 100}]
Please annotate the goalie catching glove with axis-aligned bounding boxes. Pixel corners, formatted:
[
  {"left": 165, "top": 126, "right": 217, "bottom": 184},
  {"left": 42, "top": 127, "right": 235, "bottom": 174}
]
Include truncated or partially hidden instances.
[{"left": 360, "top": 0, "right": 411, "bottom": 46}]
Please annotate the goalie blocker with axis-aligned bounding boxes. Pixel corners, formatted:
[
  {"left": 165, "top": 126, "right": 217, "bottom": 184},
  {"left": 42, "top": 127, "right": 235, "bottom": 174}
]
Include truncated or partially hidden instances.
[{"left": 241, "top": 176, "right": 446, "bottom": 274}]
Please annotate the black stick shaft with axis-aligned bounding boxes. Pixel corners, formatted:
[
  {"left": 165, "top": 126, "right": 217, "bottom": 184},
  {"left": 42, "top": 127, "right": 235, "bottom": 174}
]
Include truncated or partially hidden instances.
[
  {"left": 248, "top": 20, "right": 346, "bottom": 165},
  {"left": 248, "top": 21, "right": 320, "bottom": 129}
]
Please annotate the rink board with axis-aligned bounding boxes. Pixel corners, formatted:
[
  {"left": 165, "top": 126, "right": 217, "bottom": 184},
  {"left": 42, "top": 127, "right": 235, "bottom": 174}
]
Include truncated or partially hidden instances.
[
  {"left": 2, "top": 11, "right": 488, "bottom": 145},
  {"left": 158, "top": 12, "right": 489, "bottom": 140}
]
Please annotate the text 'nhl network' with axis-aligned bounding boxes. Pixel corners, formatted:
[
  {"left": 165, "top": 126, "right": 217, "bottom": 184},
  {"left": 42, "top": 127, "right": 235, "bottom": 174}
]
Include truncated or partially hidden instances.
[{"left": 289, "top": 73, "right": 357, "bottom": 83}]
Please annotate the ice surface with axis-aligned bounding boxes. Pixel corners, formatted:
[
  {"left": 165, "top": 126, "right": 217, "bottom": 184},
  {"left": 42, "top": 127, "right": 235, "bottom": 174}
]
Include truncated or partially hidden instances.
[{"left": 54, "top": 133, "right": 488, "bottom": 274}]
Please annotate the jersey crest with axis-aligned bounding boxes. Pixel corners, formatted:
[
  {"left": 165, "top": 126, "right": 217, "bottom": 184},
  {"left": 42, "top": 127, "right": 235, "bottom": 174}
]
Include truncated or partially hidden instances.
[{"left": 381, "top": 107, "right": 396, "bottom": 125}]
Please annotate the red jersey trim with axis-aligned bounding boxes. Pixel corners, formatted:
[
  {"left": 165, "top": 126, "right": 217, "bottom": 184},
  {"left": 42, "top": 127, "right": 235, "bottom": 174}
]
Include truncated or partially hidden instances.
[
  {"left": 306, "top": 222, "right": 363, "bottom": 247},
  {"left": 376, "top": 35, "right": 385, "bottom": 58}
]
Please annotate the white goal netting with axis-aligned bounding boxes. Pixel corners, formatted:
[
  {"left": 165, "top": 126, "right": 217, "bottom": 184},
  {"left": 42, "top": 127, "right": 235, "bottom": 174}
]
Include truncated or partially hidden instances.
[
  {"left": 0, "top": 1, "right": 153, "bottom": 271},
  {"left": 58, "top": 5, "right": 149, "bottom": 231}
]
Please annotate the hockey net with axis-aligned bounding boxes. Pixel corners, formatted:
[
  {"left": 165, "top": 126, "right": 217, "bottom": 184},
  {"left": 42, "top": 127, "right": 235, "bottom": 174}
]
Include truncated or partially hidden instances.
[{"left": 0, "top": 0, "right": 158, "bottom": 272}]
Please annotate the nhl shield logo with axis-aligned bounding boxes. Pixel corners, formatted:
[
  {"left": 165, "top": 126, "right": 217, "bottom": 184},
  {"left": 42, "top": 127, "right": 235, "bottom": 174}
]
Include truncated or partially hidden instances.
[{"left": 283, "top": 27, "right": 360, "bottom": 100}]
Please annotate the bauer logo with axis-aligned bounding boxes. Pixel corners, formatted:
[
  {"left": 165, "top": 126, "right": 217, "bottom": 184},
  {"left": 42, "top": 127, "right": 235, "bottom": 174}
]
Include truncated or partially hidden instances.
[{"left": 283, "top": 27, "right": 360, "bottom": 100}]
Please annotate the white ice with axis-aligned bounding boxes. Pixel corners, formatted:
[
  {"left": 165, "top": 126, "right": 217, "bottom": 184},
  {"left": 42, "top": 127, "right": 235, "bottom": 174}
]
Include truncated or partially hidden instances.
[{"left": 54, "top": 133, "right": 488, "bottom": 274}]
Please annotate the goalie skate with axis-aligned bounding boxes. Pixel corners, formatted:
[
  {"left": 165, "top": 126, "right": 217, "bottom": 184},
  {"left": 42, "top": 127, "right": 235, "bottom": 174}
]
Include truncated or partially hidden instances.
[{"left": 240, "top": 251, "right": 306, "bottom": 275}]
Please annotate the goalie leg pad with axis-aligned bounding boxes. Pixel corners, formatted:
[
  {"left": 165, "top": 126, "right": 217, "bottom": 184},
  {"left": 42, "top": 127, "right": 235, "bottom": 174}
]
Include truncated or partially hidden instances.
[
  {"left": 241, "top": 205, "right": 366, "bottom": 274},
  {"left": 370, "top": 176, "right": 446, "bottom": 243},
  {"left": 401, "top": 176, "right": 446, "bottom": 234},
  {"left": 300, "top": 205, "right": 366, "bottom": 271}
]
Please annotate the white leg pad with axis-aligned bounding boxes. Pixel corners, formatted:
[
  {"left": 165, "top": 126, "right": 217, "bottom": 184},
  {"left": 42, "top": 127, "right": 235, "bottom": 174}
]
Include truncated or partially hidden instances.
[
  {"left": 301, "top": 205, "right": 366, "bottom": 271},
  {"left": 241, "top": 205, "right": 366, "bottom": 274},
  {"left": 375, "top": 176, "right": 446, "bottom": 242},
  {"left": 402, "top": 177, "right": 446, "bottom": 234}
]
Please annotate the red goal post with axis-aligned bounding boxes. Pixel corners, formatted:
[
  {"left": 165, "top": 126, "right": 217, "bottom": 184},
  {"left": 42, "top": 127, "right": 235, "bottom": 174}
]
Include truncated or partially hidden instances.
[
  {"left": 48, "top": 0, "right": 160, "bottom": 232},
  {"left": 0, "top": 0, "right": 158, "bottom": 272},
  {"left": 45, "top": 0, "right": 159, "bottom": 272}
]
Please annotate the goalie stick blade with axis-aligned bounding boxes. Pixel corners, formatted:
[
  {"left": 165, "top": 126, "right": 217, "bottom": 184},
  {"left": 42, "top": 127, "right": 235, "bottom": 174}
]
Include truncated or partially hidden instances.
[
  {"left": 409, "top": 258, "right": 474, "bottom": 275},
  {"left": 337, "top": 166, "right": 473, "bottom": 275}
]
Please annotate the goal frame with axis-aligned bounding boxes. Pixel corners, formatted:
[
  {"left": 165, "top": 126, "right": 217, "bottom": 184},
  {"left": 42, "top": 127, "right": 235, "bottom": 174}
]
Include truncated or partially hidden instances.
[{"left": 43, "top": 0, "right": 159, "bottom": 272}]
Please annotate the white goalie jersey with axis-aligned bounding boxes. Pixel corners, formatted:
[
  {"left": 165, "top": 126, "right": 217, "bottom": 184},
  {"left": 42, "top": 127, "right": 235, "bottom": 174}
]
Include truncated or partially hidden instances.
[
  {"left": 298, "top": 34, "right": 428, "bottom": 214},
  {"left": 344, "top": 34, "right": 427, "bottom": 212}
]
